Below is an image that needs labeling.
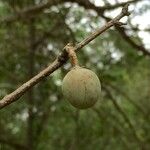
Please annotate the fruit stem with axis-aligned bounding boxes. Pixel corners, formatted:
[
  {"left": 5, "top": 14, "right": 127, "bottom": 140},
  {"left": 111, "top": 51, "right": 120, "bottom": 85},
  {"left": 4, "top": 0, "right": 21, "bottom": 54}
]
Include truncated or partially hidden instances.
[{"left": 65, "top": 43, "right": 79, "bottom": 67}]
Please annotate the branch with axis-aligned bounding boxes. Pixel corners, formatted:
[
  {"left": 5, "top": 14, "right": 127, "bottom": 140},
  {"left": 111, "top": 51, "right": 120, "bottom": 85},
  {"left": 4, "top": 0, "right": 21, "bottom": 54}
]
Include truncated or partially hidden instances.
[
  {"left": 101, "top": 0, "right": 142, "bottom": 10},
  {"left": 102, "top": 14, "right": 150, "bottom": 56},
  {"left": 103, "top": 86, "right": 144, "bottom": 147},
  {"left": 0, "top": 0, "right": 62, "bottom": 23},
  {"left": 0, "top": 4, "right": 130, "bottom": 109},
  {"left": 115, "top": 26, "right": 150, "bottom": 56},
  {"left": 93, "top": 108, "right": 130, "bottom": 149},
  {"left": 0, "top": 138, "right": 27, "bottom": 150},
  {"left": 75, "top": 4, "right": 130, "bottom": 50},
  {"left": 0, "top": 0, "right": 138, "bottom": 24},
  {"left": 71, "top": 0, "right": 141, "bottom": 12},
  {"left": 75, "top": 0, "right": 150, "bottom": 57},
  {"left": 104, "top": 81, "right": 147, "bottom": 116}
]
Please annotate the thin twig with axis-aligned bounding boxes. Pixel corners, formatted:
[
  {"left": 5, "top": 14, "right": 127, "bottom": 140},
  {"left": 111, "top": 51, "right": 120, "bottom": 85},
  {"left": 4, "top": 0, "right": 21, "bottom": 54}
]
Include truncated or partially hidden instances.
[
  {"left": 76, "top": 0, "right": 150, "bottom": 56},
  {"left": 0, "top": 0, "right": 62, "bottom": 23},
  {"left": 0, "top": 4, "right": 130, "bottom": 109},
  {"left": 0, "top": 0, "right": 138, "bottom": 24},
  {"left": 0, "top": 137, "right": 27, "bottom": 150},
  {"left": 102, "top": 15, "right": 150, "bottom": 57},
  {"left": 103, "top": 81, "right": 147, "bottom": 116},
  {"left": 103, "top": 86, "right": 144, "bottom": 148},
  {"left": 75, "top": 4, "right": 130, "bottom": 50},
  {"left": 93, "top": 108, "right": 131, "bottom": 149}
]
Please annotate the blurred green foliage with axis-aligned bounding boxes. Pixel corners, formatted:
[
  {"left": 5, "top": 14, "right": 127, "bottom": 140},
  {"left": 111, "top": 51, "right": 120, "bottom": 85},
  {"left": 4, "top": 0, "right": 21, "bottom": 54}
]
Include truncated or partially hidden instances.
[{"left": 0, "top": 0, "right": 150, "bottom": 150}]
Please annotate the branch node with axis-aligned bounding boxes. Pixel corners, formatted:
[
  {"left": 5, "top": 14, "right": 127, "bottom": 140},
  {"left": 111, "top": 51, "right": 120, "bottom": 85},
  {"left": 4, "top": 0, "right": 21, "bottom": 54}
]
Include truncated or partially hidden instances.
[{"left": 65, "top": 43, "right": 79, "bottom": 66}]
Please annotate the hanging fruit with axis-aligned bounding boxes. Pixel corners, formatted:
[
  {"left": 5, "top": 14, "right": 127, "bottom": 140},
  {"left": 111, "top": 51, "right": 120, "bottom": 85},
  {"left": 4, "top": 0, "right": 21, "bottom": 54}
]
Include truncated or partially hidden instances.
[{"left": 62, "top": 43, "right": 101, "bottom": 109}]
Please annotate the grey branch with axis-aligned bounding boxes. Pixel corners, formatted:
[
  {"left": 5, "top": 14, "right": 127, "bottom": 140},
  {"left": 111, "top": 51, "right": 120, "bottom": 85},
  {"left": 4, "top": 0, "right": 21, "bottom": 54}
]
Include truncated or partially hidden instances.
[
  {"left": 103, "top": 86, "right": 144, "bottom": 148},
  {"left": 0, "top": 0, "right": 137, "bottom": 24},
  {"left": 0, "top": 4, "right": 130, "bottom": 109},
  {"left": 0, "top": 0, "right": 62, "bottom": 23}
]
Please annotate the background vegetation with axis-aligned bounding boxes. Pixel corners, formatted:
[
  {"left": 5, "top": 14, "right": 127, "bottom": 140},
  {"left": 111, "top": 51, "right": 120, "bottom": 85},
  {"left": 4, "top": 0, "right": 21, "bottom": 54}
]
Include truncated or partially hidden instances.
[{"left": 0, "top": 0, "right": 150, "bottom": 149}]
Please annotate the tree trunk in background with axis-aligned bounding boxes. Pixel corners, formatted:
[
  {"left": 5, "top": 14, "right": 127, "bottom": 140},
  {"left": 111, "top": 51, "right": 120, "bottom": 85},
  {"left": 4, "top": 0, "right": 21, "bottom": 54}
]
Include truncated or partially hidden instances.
[{"left": 26, "top": 18, "right": 36, "bottom": 150}]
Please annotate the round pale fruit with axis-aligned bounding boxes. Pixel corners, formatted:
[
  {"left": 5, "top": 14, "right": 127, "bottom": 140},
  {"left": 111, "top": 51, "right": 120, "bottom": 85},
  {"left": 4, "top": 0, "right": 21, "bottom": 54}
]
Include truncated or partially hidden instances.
[{"left": 62, "top": 66, "right": 101, "bottom": 109}]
